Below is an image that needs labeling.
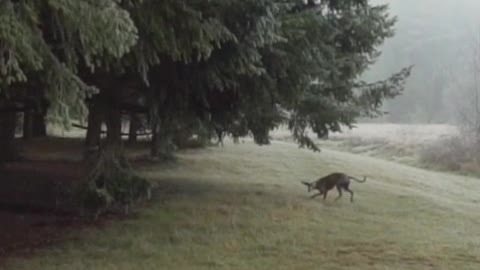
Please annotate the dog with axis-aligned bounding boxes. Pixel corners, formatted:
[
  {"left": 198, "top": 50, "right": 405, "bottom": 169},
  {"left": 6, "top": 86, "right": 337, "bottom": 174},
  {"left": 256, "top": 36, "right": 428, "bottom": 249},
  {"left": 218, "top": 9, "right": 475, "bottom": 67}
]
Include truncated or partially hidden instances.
[{"left": 301, "top": 172, "right": 366, "bottom": 202}]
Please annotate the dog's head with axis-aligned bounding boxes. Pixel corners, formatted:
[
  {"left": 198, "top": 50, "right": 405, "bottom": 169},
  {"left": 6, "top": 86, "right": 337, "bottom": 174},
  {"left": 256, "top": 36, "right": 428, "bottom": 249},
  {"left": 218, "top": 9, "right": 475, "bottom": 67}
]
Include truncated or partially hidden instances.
[{"left": 301, "top": 181, "right": 313, "bottom": 192}]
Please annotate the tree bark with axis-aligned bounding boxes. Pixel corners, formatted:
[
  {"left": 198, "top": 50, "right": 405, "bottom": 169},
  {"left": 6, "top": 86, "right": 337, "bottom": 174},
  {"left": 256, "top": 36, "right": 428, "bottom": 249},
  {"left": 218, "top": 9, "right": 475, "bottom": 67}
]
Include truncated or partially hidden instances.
[
  {"left": 150, "top": 118, "right": 173, "bottom": 159},
  {"left": 84, "top": 103, "right": 131, "bottom": 215},
  {"left": 28, "top": 96, "right": 49, "bottom": 138},
  {"left": 128, "top": 113, "right": 140, "bottom": 144},
  {"left": 150, "top": 120, "right": 160, "bottom": 157},
  {"left": 87, "top": 104, "right": 125, "bottom": 178},
  {"left": 105, "top": 107, "right": 122, "bottom": 148},
  {"left": 0, "top": 111, "right": 17, "bottom": 164},
  {"left": 23, "top": 111, "right": 33, "bottom": 140},
  {"left": 32, "top": 111, "right": 47, "bottom": 137},
  {"left": 86, "top": 101, "right": 103, "bottom": 149}
]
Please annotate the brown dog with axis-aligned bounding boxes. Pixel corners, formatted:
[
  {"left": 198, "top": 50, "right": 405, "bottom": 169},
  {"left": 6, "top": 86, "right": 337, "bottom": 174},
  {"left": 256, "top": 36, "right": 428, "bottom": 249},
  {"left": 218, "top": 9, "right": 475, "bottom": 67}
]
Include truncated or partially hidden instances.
[{"left": 301, "top": 172, "right": 366, "bottom": 202}]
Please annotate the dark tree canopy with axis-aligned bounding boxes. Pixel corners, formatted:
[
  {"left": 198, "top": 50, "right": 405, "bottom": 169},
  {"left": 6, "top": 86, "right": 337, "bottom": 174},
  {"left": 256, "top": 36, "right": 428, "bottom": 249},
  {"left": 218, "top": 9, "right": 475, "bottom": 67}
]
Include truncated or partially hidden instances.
[
  {"left": 0, "top": 0, "right": 411, "bottom": 147},
  {"left": 0, "top": 1, "right": 137, "bottom": 122},
  {"left": 0, "top": 0, "right": 411, "bottom": 210},
  {"left": 112, "top": 0, "right": 412, "bottom": 151}
]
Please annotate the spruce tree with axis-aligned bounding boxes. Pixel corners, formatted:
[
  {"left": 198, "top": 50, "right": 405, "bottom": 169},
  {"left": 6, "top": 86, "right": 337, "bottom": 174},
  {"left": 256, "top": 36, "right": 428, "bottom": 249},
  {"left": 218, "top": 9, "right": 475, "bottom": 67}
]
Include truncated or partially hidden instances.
[
  {"left": 0, "top": 0, "right": 137, "bottom": 162},
  {"left": 0, "top": 0, "right": 412, "bottom": 211},
  {"left": 118, "top": 0, "right": 412, "bottom": 152}
]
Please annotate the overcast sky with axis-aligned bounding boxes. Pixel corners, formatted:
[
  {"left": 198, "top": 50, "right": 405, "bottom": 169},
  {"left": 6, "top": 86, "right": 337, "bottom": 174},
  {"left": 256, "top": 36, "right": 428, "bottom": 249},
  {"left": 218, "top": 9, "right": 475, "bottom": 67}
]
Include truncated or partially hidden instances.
[{"left": 365, "top": 0, "right": 480, "bottom": 79}]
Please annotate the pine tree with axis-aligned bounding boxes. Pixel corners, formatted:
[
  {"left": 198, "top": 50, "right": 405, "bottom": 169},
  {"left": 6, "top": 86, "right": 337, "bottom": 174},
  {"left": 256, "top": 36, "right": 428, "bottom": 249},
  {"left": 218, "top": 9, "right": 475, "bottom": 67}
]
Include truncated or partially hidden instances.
[
  {"left": 0, "top": 0, "right": 412, "bottom": 211},
  {"left": 0, "top": 0, "right": 138, "bottom": 162},
  {"left": 122, "top": 0, "right": 412, "bottom": 152}
]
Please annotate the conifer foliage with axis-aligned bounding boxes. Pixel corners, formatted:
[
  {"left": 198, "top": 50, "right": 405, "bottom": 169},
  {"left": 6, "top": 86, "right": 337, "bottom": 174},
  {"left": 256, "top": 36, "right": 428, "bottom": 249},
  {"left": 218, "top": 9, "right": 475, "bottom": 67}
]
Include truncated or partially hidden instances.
[{"left": 0, "top": 0, "right": 411, "bottom": 211}]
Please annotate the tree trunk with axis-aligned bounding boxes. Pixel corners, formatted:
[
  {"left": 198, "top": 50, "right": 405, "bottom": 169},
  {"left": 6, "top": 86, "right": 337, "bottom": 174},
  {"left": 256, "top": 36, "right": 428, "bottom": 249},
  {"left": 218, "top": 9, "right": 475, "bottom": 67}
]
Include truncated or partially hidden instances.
[
  {"left": 28, "top": 97, "right": 49, "bottom": 138},
  {"left": 87, "top": 105, "right": 125, "bottom": 182},
  {"left": 150, "top": 118, "right": 174, "bottom": 160},
  {"left": 32, "top": 111, "right": 47, "bottom": 137},
  {"left": 0, "top": 111, "right": 17, "bottom": 164},
  {"left": 105, "top": 107, "right": 122, "bottom": 148},
  {"left": 23, "top": 111, "right": 33, "bottom": 140},
  {"left": 128, "top": 113, "right": 139, "bottom": 144},
  {"left": 83, "top": 104, "right": 132, "bottom": 215},
  {"left": 150, "top": 120, "right": 160, "bottom": 157},
  {"left": 98, "top": 106, "right": 125, "bottom": 175},
  {"left": 86, "top": 101, "right": 103, "bottom": 149}
]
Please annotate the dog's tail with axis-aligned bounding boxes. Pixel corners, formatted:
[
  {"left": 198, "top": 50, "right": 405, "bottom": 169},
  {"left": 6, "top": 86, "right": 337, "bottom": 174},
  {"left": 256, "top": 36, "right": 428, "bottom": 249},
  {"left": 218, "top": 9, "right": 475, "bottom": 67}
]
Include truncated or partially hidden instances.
[{"left": 348, "top": 176, "right": 367, "bottom": 183}]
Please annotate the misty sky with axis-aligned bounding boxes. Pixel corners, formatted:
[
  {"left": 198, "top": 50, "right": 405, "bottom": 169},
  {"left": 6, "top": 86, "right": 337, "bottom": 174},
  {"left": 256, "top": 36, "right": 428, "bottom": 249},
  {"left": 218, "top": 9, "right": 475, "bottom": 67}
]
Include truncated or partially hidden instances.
[
  {"left": 371, "top": 0, "right": 480, "bottom": 72},
  {"left": 364, "top": 0, "right": 480, "bottom": 123},
  {"left": 373, "top": 0, "right": 480, "bottom": 27},
  {"left": 365, "top": 0, "right": 480, "bottom": 84}
]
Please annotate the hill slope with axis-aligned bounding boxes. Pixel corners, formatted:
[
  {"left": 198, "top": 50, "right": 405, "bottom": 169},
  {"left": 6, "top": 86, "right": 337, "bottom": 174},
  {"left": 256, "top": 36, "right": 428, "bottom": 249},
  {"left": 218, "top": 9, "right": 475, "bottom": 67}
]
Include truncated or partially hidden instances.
[{"left": 4, "top": 140, "right": 480, "bottom": 269}]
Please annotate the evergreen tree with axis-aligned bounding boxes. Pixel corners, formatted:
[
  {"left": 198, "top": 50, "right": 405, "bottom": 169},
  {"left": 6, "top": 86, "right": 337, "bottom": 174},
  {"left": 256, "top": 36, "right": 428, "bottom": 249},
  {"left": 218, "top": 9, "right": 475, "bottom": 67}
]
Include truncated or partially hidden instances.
[
  {"left": 111, "top": 0, "right": 411, "bottom": 155},
  {"left": 121, "top": 0, "right": 412, "bottom": 152},
  {"left": 1, "top": 0, "right": 412, "bottom": 211},
  {"left": 0, "top": 0, "right": 137, "bottom": 162}
]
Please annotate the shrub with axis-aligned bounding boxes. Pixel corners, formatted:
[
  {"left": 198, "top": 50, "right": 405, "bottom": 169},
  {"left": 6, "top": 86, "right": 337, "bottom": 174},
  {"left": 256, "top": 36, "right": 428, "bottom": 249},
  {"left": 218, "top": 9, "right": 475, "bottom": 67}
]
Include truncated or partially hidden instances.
[
  {"left": 76, "top": 150, "right": 152, "bottom": 217},
  {"left": 419, "top": 136, "right": 476, "bottom": 172}
]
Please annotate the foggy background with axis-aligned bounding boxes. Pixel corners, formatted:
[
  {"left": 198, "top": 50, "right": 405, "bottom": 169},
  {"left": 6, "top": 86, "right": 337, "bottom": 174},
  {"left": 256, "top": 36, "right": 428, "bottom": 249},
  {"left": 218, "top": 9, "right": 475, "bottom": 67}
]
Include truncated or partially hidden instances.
[{"left": 366, "top": 0, "right": 480, "bottom": 123}]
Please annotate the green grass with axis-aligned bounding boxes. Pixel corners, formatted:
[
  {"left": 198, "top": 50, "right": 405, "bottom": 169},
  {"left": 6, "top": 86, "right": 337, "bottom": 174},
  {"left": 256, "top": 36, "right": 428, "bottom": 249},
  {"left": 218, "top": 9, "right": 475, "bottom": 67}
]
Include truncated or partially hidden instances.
[{"left": 4, "top": 140, "right": 480, "bottom": 269}]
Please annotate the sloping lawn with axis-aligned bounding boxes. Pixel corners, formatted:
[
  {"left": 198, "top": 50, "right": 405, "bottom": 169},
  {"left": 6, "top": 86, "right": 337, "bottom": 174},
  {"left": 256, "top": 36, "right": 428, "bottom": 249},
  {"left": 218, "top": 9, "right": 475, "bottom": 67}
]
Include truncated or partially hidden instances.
[{"left": 4, "top": 141, "right": 480, "bottom": 270}]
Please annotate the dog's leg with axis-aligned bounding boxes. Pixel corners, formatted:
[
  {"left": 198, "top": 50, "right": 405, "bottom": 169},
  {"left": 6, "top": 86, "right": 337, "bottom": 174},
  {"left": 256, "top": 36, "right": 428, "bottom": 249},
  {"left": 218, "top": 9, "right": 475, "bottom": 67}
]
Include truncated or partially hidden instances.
[
  {"left": 323, "top": 190, "right": 328, "bottom": 200},
  {"left": 344, "top": 187, "right": 354, "bottom": 202},
  {"left": 310, "top": 192, "right": 322, "bottom": 199},
  {"left": 335, "top": 186, "right": 343, "bottom": 201}
]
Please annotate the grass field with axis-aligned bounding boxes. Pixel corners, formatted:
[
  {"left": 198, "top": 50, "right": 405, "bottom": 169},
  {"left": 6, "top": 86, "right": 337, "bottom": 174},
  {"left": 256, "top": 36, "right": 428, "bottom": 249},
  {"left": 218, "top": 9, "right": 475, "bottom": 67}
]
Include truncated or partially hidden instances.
[
  {"left": 3, "top": 139, "right": 480, "bottom": 269},
  {"left": 271, "top": 124, "right": 460, "bottom": 166}
]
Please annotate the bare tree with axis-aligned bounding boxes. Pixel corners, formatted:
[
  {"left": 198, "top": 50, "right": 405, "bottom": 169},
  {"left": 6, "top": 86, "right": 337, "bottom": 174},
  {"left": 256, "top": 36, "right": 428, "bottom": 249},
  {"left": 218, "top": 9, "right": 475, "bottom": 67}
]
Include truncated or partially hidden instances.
[{"left": 454, "top": 29, "right": 480, "bottom": 155}]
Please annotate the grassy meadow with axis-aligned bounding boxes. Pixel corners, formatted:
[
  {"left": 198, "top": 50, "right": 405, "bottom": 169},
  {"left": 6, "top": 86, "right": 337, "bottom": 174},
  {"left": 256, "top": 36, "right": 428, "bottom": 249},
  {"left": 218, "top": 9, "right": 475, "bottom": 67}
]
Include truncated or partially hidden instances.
[{"left": 3, "top": 137, "right": 480, "bottom": 269}]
